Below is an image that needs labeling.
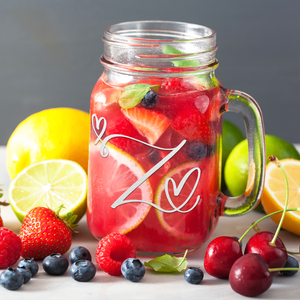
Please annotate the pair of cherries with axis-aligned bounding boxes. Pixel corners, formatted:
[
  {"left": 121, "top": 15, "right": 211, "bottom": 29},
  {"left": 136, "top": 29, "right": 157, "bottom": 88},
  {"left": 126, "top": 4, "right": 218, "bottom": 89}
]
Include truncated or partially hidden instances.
[
  {"left": 204, "top": 231, "right": 288, "bottom": 297},
  {"left": 204, "top": 156, "right": 299, "bottom": 297}
]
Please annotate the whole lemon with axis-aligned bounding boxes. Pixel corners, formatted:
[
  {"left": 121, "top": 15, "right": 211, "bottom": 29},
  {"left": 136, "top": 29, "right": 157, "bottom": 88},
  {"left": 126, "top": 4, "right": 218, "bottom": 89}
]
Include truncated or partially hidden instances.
[
  {"left": 224, "top": 134, "right": 300, "bottom": 197},
  {"left": 7, "top": 108, "right": 89, "bottom": 179}
]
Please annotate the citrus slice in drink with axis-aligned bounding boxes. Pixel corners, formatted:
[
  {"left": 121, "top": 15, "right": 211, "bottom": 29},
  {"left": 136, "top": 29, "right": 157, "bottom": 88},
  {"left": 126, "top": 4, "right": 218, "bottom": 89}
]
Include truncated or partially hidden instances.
[
  {"left": 87, "top": 143, "right": 153, "bottom": 236},
  {"left": 261, "top": 158, "right": 300, "bottom": 236},
  {"left": 8, "top": 159, "right": 88, "bottom": 223},
  {"left": 154, "top": 162, "right": 204, "bottom": 240}
]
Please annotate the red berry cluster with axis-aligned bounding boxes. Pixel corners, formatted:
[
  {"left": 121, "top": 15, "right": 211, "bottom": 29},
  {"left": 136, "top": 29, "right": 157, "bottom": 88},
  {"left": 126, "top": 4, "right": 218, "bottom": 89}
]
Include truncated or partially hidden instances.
[
  {"left": 96, "top": 232, "right": 136, "bottom": 276},
  {"left": 0, "top": 227, "right": 22, "bottom": 269}
]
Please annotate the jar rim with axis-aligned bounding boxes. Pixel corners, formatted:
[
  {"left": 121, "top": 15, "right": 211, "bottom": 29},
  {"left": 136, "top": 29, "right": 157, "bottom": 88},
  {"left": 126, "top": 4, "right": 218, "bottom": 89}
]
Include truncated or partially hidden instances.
[
  {"left": 104, "top": 20, "right": 216, "bottom": 44},
  {"left": 102, "top": 21, "right": 218, "bottom": 76}
]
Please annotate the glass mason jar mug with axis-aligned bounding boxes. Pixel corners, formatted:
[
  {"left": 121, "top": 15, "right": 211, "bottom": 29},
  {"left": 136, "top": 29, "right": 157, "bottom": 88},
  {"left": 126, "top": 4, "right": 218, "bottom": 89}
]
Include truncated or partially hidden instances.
[{"left": 87, "top": 21, "right": 265, "bottom": 256}]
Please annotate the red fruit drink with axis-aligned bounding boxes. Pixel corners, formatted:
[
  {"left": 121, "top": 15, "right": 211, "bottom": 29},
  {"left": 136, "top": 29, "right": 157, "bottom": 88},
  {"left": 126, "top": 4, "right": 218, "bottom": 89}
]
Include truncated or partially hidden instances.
[{"left": 88, "top": 74, "right": 226, "bottom": 255}]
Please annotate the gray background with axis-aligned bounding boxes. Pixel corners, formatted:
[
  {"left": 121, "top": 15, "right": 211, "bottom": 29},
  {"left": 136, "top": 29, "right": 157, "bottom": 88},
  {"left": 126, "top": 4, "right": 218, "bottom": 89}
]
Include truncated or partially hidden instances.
[{"left": 1, "top": 0, "right": 299, "bottom": 145}]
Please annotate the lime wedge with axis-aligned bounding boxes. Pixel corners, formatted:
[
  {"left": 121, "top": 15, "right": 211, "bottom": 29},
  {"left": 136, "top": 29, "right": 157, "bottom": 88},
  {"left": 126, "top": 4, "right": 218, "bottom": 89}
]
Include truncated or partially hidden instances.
[{"left": 8, "top": 159, "right": 87, "bottom": 223}]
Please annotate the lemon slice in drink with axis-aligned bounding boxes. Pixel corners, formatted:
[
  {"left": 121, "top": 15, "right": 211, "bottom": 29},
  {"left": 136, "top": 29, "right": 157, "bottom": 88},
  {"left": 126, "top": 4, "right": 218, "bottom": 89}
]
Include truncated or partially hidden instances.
[
  {"left": 155, "top": 162, "right": 203, "bottom": 240},
  {"left": 8, "top": 159, "right": 87, "bottom": 223},
  {"left": 88, "top": 143, "right": 153, "bottom": 235},
  {"left": 261, "top": 159, "right": 300, "bottom": 236}
]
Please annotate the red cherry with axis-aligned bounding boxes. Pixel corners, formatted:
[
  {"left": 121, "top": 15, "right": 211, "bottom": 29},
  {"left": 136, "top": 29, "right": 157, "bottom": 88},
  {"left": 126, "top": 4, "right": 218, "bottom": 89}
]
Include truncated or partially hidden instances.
[
  {"left": 204, "top": 236, "right": 243, "bottom": 279},
  {"left": 229, "top": 253, "right": 272, "bottom": 297},
  {"left": 244, "top": 231, "right": 288, "bottom": 270}
]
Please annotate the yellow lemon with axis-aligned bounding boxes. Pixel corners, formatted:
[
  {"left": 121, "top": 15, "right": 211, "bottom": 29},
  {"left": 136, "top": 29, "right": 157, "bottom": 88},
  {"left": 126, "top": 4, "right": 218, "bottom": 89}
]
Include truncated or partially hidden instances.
[
  {"left": 261, "top": 159, "right": 300, "bottom": 236},
  {"left": 6, "top": 108, "right": 89, "bottom": 179}
]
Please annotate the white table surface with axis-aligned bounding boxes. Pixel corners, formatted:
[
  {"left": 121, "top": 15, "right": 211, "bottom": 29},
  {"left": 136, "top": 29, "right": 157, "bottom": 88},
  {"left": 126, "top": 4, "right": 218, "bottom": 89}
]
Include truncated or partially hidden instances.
[{"left": 0, "top": 145, "right": 299, "bottom": 300}]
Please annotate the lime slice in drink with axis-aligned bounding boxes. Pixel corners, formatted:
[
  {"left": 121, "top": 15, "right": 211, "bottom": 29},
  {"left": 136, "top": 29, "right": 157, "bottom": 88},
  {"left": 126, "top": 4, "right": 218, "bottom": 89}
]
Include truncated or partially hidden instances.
[
  {"left": 88, "top": 143, "right": 153, "bottom": 235},
  {"left": 8, "top": 159, "right": 88, "bottom": 223}
]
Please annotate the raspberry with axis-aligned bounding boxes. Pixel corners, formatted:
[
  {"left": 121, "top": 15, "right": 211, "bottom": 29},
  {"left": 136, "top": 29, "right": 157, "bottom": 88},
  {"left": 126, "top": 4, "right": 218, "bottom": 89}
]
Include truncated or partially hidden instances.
[
  {"left": 0, "top": 227, "right": 22, "bottom": 268},
  {"left": 96, "top": 233, "right": 136, "bottom": 276}
]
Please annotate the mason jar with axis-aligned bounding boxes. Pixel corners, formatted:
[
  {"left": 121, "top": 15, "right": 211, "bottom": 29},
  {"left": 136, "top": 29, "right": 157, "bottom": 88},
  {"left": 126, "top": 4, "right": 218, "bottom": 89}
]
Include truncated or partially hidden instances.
[{"left": 87, "top": 21, "right": 265, "bottom": 256}]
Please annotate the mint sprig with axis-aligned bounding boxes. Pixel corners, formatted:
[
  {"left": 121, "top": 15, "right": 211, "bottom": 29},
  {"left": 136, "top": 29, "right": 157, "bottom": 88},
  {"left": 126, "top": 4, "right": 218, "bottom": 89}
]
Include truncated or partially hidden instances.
[
  {"left": 144, "top": 250, "right": 188, "bottom": 272},
  {"left": 119, "top": 83, "right": 159, "bottom": 109},
  {"left": 162, "top": 45, "right": 200, "bottom": 68},
  {"left": 162, "top": 45, "right": 214, "bottom": 88}
]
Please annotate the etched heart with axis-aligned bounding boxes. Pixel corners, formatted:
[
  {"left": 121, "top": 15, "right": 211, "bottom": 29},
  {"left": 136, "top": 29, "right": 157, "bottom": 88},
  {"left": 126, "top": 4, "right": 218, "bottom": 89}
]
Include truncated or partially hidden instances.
[{"left": 164, "top": 167, "right": 201, "bottom": 213}]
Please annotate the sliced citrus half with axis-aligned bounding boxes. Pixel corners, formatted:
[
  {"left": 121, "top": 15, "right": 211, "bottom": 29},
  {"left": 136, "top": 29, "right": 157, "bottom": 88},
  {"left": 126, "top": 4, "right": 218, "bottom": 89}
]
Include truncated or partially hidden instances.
[
  {"left": 87, "top": 142, "right": 153, "bottom": 236},
  {"left": 261, "top": 159, "right": 300, "bottom": 236},
  {"left": 154, "top": 162, "right": 204, "bottom": 240},
  {"left": 8, "top": 159, "right": 88, "bottom": 223}
]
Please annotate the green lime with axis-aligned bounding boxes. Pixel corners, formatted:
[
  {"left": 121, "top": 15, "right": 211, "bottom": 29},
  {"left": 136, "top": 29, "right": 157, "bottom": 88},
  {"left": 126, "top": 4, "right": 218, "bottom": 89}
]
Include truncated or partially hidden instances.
[
  {"left": 224, "top": 134, "right": 300, "bottom": 197},
  {"left": 221, "top": 120, "right": 245, "bottom": 190},
  {"left": 8, "top": 159, "right": 88, "bottom": 223}
]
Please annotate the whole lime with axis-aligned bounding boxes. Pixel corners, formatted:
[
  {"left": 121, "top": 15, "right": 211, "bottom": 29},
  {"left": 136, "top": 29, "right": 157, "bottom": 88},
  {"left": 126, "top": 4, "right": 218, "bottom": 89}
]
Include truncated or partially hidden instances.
[
  {"left": 221, "top": 120, "right": 244, "bottom": 189},
  {"left": 224, "top": 134, "right": 300, "bottom": 197}
]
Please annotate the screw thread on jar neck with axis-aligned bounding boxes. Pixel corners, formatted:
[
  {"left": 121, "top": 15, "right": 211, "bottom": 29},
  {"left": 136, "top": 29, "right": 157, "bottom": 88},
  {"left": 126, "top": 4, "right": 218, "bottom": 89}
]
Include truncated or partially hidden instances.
[{"left": 101, "top": 20, "right": 218, "bottom": 76}]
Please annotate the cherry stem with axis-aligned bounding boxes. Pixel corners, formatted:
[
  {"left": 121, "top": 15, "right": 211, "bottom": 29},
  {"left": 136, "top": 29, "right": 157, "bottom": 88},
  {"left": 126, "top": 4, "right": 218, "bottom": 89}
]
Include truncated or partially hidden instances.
[
  {"left": 268, "top": 156, "right": 289, "bottom": 246},
  {"left": 238, "top": 207, "right": 300, "bottom": 243},
  {"left": 287, "top": 251, "right": 300, "bottom": 255},
  {"left": 269, "top": 267, "right": 300, "bottom": 272}
]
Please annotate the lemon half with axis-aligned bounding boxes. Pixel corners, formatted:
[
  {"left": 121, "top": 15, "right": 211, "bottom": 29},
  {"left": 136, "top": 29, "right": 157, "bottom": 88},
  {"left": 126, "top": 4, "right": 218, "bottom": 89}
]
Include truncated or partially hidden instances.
[{"left": 261, "top": 159, "right": 300, "bottom": 236}]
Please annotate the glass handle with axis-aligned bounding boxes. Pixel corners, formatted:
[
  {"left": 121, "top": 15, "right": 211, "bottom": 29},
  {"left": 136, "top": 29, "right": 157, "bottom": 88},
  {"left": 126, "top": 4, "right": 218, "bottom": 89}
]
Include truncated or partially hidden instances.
[{"left": 219, "top": 89, "right": 266, "bottom": 216}]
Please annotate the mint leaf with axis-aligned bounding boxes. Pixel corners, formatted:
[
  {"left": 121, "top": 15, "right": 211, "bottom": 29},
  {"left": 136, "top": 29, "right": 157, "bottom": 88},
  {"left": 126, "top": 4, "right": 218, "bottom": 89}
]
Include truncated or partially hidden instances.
[
  {"left": 162, "top": 45, "right": 200, "bottom": 68},
  {"left": 119, "top": 84, "right": 159, "bottom": 109},
  {"left": 144, "top": 250, "right": 188, "bottom": 272},
  {"left": 162, "top": 45, "right": 215, "bottom": 88}
]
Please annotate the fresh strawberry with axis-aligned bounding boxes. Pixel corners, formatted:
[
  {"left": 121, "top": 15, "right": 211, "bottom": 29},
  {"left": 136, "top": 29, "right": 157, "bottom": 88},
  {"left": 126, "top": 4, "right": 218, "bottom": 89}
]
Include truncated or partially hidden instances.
[
  {"left": 121, "top": 106, "right": 170, "bottom": 145},
  {"left": 19, "top": 205, "right": 77, "bottom": 260},
  {"left": 96, "top": 232, "right": 136, "bottom": 276},
  {"left": 0, "top": 227, "right": 22, "bottom": 268},
  {"left": 0, "top": 217, "right": 2, "bottom": 228},
  {"left": 92, "top": 102, "right": 148, "bottom": 155},
  {"left": 172, "top": 109, "right": 216, "bottom": 145},
  {"left": 159, "top": 78, "right": 196, "bottom": 95}
]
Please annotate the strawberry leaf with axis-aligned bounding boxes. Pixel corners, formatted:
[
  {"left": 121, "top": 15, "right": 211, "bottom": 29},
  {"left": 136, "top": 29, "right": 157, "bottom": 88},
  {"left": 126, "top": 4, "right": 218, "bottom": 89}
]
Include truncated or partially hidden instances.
[
  {"left": 144, "top": 250, "right": 188, "bottom": 272},
  {"left": 119, "top": 84, "right": 159, "bottom": 109}
]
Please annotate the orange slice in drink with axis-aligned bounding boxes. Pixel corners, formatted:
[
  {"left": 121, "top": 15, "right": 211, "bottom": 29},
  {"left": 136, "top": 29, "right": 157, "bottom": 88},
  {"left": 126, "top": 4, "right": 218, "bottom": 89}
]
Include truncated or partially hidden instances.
[
  {"left": 154, "top": 162, "right": 203, "bottom": 240},
  {"left": 88, "top": 143, "right": 153, "bottom": 236},
  {"left": 261, "top": 159, "right": 300, "bottom": 236}
]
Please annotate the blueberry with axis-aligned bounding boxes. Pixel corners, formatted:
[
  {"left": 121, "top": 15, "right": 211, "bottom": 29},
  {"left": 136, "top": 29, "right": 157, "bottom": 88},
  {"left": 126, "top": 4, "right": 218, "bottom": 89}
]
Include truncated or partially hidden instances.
[
  {"left": 185, "top": 141, "right": 207, "bottom": 161},
  {"left": 0, "top": 267, "right": 24, "bottom": 290},
  {"left": 69, "top": 246, "right": 92, "bottom": 264},
  {"left": 141, "top": 90, "right": 159, "bottom": 109},
  {"left": 121, "top": 258, "right": 145, "bottom": 282},
  {"left": 280, "top": 255, "right": 299, "bottom": 276},
  {"left": 147, "top": 149, "right": 162, "bottom": 165},
  {"left": 70, "top": 260, "right": 96, "bottom": 282},
  {"left": 207, "top": 143, "right": 216, "bottom": 157},
  {"left": 184, "top": 267, "right": 204, "bottom": 284},
  {"left": 42, "top": 253, "right": 69, "bottom": 276},
  {"left": 17, "top": 266, "right": 32, "bottom": 283},
  {"left": 18, "top": 257, "right": 39, "bottom": 277}
]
